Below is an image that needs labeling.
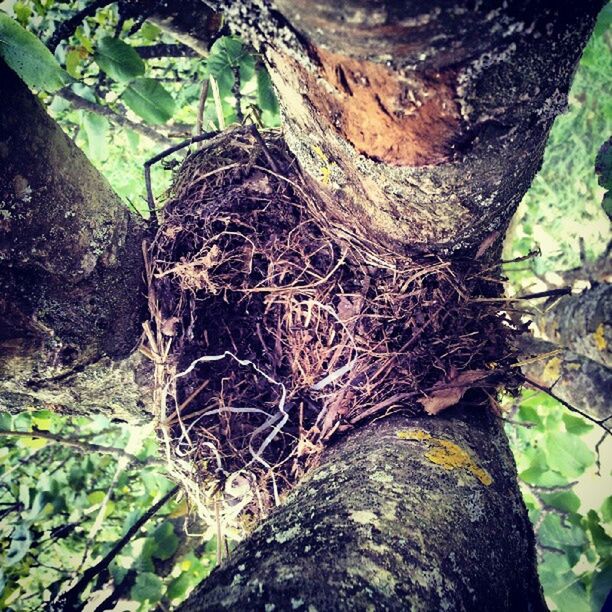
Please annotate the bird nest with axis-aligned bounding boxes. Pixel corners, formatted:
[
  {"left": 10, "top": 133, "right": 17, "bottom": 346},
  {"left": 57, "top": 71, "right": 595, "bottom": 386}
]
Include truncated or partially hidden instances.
[{"left": 141, "top": 126, "right": 521, "bottom": 524}]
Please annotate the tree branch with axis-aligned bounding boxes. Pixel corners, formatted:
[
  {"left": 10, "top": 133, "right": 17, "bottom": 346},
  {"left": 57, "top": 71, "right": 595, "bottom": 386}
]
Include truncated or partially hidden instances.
[
  {"left": 47, "top": 0, "right": 116, "bottom": 53},
  {"left": 57, "top": 87, "right": 173, "bottom": 146},
  {"left": 135, "top": 43, "right": 198, "bottom": 58},
  {"left": 0, "top": 429, "right": 162, "bottom": 466},
  {"left": 520, "top": 375, "right": 612, "bottom": 434},
  {"left": 53, "top": 485, "right": 179, "bottom": 610}
]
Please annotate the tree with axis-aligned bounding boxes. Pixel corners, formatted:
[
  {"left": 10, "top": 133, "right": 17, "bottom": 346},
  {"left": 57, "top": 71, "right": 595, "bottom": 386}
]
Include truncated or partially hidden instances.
[{"left": 0, "top": 1, "right": 608, "bottom": 610}]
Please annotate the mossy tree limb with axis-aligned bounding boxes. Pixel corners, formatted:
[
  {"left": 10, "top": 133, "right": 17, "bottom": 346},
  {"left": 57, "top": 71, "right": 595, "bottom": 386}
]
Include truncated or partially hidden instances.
[
  {"left": 210, "top": 0, "right": 603, "bottom": 254},
  {"left": 537, "top": 284, "right": 611, "bottom": 368},
  {"left": 183, "top": 409, "right": 545, "bottom": 611},
  {"left": 517, "top": 334, "right": 611, "bottom": 422},
  {"left": 0, "top": 61, "right": 149, "bottom": 417}
]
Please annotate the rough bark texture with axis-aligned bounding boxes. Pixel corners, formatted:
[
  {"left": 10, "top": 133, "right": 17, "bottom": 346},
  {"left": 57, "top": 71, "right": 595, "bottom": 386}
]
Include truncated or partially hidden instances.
[
  {"left": 121, "top": 0, "right": 221, "bottom": 55},
  {"left": 214, "top": 0, "right": 602, "bottom": 254},
  {"left": 184, "top": 409, "right": 545, "bottom": 611},
  {"left": 518, "top": 334, "right": 611, "bottom": 422},
  {"left": 0, "top": 62, "right": 149, "bottom": 417},
  {"left": 537, "top": 284, "right": 611, "bottom": 368}
]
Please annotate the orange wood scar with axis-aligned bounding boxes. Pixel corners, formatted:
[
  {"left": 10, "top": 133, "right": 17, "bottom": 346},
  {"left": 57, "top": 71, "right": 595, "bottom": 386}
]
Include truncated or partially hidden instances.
[{"left": 312, "top": 47, "right": 461, "bottom": 166}]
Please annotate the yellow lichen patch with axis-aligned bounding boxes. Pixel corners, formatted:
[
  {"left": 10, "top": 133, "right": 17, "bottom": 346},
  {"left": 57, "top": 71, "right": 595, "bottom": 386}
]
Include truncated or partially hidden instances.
[
  {"left": 542, "top": 356, "right": 562, "bottom": 383},
  {"left": 396, "top": 429, "right": 493, "bottom": 486},
  {"left": 396, "top": 429, "right": 432, "bottom": 441},
  {"left": 424, "top": 439, "right": 493, "bottom": 486},
  {"left": 594, "top": 323, "right": 607, "bottom": 351},
  {"left": 312, "top": 144, "right": 335, "bottom": 185}
]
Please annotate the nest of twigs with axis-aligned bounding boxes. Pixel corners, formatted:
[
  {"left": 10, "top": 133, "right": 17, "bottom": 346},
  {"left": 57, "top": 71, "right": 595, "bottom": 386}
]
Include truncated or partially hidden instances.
[{"left": 142, "top": 126, "right": 521, "bottom": 522}]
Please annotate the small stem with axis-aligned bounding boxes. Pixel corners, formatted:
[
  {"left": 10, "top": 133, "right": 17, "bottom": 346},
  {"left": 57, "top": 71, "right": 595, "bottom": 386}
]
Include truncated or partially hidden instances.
[
  {"left": 0, "top": 429, "right": 162, "bottom": 466},
  {"left": 195, "top": 78, "right": 210, "bottom": 140},
  {"left": 53, "top": 485, "right": 179, "bottom": 610},
  {"left": 520, "top": 375, "right": 612, "bottom": 434}
]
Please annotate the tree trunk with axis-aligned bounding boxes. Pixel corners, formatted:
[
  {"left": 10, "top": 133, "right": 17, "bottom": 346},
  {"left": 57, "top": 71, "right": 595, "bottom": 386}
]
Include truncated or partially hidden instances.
[
  {"left": 536, "top": 284, "right": 611, "bottom": 368},
  {"left": 218, "top": 0, "right": 602, "bottom": 254},
  {"left": 184, "top": 409, "right": 545, "bottom": 611},
  {"left": 0, "top": 1, "right": 605, "bottom": 609},
  {"left": 0, "top": 61, "right": 150, "bottom": 418}
]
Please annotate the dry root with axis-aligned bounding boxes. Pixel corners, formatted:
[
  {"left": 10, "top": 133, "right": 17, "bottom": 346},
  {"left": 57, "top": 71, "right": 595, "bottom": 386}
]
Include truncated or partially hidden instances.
[{"left": 141, "top": 126, "right": 521, "bottom": 526}]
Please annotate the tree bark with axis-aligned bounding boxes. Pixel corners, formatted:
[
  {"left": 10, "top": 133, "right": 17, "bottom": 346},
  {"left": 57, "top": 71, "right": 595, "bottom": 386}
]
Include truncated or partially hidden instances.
[
  {"left": 213, "top": 0, "right": 603, "bottom": 253},
  {"left": 0, "top": 61, "right": 150, "bottom": 418},
  {"left": 183, "top": 409, "right": 545, "bottom": 611},
  {"left": 517, "top": 334, "right": 611, "bottom": 422},
  {"left": 0, "top": 1, "right": 606, "bottom": 609},
  {"left": 536, "top": 284, "right": 611, "bottom": 368}
]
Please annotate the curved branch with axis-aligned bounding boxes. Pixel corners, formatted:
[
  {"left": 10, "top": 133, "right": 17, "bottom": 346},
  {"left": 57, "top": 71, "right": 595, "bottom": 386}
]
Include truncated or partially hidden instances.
[
  {"left": 0, "top": 61, "right": 148, "bottom": 417},
  {"left": 135, "top": 43, "right": 198, "bottom": 58},
  {"left": 47, "top": 0, "right": 116, "bottom": 52}
]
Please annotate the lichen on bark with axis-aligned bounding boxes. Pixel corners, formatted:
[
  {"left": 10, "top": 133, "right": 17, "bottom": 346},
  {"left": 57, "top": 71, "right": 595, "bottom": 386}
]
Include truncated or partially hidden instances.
[{"left": 183, "top": 410, "right": 546, "bottom": 611}]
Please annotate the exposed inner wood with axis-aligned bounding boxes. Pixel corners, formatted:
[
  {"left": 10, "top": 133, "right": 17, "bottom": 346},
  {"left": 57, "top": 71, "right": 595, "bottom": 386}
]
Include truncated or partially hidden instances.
[{"left": 305, "top": 47, "right": 461, "bottom": 166}]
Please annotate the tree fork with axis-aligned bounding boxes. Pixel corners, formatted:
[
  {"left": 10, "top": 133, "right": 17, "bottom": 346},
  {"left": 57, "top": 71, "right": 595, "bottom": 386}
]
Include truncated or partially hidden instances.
[{"left": 207, "top": 0, "right": 604, "bottom": 253}]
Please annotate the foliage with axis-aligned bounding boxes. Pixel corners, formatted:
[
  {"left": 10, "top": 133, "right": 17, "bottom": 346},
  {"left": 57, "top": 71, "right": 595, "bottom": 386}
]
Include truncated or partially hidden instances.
[
  {"left": 507, "top": 393, "right": 610, "bottom": 612},
  {"left": 0, "top": 0, "right": 609, "bottom": 610},
  {"left": 0, "top": 0, "right": 279, "bottom": 215},
  {"left": 0, "top": 411, "right": 216, "bottom": 609},
  {"left": 505, "top": 5, "right": 611, "bottom": 285}
]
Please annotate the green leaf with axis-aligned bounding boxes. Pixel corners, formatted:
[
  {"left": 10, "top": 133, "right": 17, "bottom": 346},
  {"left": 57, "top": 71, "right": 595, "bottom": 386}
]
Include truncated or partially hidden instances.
[
  {"left": 13, "top": 3, "right": 31, "bottom": 26},
  {"left": 151, "top": 522, "right": 179, "bottom": 561},
  {"left": 562, "top": 413, "right": 593, "bottom": 435},
  {"left": 131, "top": 572, "right": 163, "bottom": 603},
  {"left": 544, "top": 431, "right": 595, "bottom": 479},
  {"left": 540, "top": 491, "right": 581, "bottom": 514},
  {"left": 583, "top": 510, "right": 612, "bottom": 559},
  {"left": 166, "top": 572, "right": 191, "bottom": 601},
  {"left": 140, "top": 23, "right": 161, "bottom": 42},
  {"left": 550, "top": 580, "right": 590, "bottom": 612},
  {"left": 257, "top": 68, "right": 279, "bottom": 118},
  {"left": 517, "top": 404, "right": 544, "bottom": 429},
  {"left": 0, "top": 413, "right": 12, "bottom": 430},
  {"left": 207, "top": 36, "right": 246, "bottom": 94},
  {"left": 65, "top": 48, "right": 82, "bottom": 79},
  {"left": 122, "top": 77, "right": 175, "bottom": 124},
  {"left": 591, "top": 559, "right": 612, "bottom": 611},
  {"left": 0, "top": 13, "right": 69, "bottom": 92},
  {"left": 82, "top": 112, "right": 109, "bottom": 161},
  {"left": 539, "top": 513, "right": 587, "bottom": 550},
  {"left": 87, "top": 490, "right": 106, "bottom": 506},
  {"left": 6, "top": 525, "right": 32, "bottom": 566},
  {"left": 519, "top": 449, "right": 569, "bottom": 487},
  {"left": 599, "top": 496, "right": 612, "bottom": 523},
  {"left": 93, "top": 36, "right": 144, "bottom": 83},
  {"left": 31, "top": 410, "right": 54, "bottom": 432}
]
